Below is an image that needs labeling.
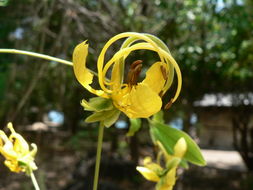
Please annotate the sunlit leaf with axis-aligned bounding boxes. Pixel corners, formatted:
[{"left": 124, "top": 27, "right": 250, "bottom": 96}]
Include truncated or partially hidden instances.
[{"left": 150, "top": 121, "right": 206, "bottom": 166}]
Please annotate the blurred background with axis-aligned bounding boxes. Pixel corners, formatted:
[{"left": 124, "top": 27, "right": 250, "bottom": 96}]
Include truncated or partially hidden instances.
[{"left": 0, "top": 0, "right": 253, "bottom": 189}]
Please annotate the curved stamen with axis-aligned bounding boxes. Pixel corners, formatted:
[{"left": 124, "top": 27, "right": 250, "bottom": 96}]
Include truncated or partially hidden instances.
[
  {"left": 97, "top": 32, "right": 165, "bottom": 93},
  {"left": 101, "top": 43, "right": 156, "bottom": 88},
  {"left": 164, "top": 99, "right": 173, "bottom": 110},
  {"left": 100, "top": 43, "right": 182, "bottom": 103},
  {"left": 160, "top": 65, "right": 168, "bottom": 81}
]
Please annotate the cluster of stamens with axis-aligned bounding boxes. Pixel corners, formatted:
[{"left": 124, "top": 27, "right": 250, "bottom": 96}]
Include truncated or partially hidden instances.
[{"left": 126, "top": 60, "right": 143, "bottom": 88}]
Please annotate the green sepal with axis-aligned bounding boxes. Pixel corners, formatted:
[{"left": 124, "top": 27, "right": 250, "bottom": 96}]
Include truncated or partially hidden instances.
[
  {"left": 165, "top": 157, "right": 181, "bottom": 171},
  {"left": 150, "top": 121, "right": 206, "bottom": 166},
  {"left": 126, "top": 118, "right": 141, "bottom": 136},
  {"left": 152, "top": 111, "right": 165, "bottom": 124},
  {"left": 180, "top": 159, "right": 189, "bottom": 169},
  {"left": 18, "top": 160, "right": 33, "bottom": 176},
  {"left": 81, "top": 97, "right": 114, "bottom": 112},
  {"left": 103, "top": 110, "right": 121, "bottom": 127},
  {"left": 85, "top": 109, "right": 120, "bottom": 127},
  {"left": 18, "top": 160, "right": 27, "bottom": 167}
]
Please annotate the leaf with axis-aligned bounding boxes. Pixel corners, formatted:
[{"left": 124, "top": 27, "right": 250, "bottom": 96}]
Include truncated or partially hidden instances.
[
  {"left": 150, "top": 121, "right": 206, "bottom": 166},
  {"left": 126, "top": 118, "right": 141, "bottom": 136}
]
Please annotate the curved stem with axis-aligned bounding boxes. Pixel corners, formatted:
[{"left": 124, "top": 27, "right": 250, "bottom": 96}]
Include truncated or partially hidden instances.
[
  {"left": 0, "top": 49, "right": 102, "bottom": 77},
  {"left": 93, "top": 122, "right": 104, "bottom": 190},
  {"left": 30, "top": 171, "right": 40, "bottom": 190},
  {"left": 0, "top": 49, "right": 73, "bottom": 66}
]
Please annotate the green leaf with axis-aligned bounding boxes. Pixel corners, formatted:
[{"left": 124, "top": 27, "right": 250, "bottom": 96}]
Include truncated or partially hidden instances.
[
  {"left": 126, "top": 118, "right": 141, "bottom": 136},
  {"left": 150, "top": 121, "right": 206, "bottom": 166}
]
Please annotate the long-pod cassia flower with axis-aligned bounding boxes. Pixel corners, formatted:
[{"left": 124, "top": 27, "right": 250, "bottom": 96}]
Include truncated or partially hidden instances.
[
  {"left": 73, "top": 32, "right": 182, "bottom": 119},
  {"left": 136, "top": 138, "right": 187, "bottom": 190},
  {"left": 0, "top": 123, "right": 37, "bottom": 173}
]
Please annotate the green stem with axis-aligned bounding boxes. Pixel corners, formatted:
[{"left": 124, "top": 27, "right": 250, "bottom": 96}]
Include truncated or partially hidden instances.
[
  {"left": 93, "top": 122, "right": 104, "bottom": 190},
  {"left": 0, "top": 48, "right": 102, "bottom": 77},
  {"left": 0, "top": 49, "right": 72, "bottom": 66},
  {"left": 30, "top": 171, "right": 40, "bottom": 190}
]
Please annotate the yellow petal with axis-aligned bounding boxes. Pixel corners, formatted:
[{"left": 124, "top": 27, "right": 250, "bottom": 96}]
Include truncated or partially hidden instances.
[
  {"left": 143, "top": 157, "right": 163, "bottom": 173},
  {"left": 110, "top": 61, "right": 124, "bottom": 91},
  {"left": 0, "top": 141, "right": 17, "bottom": 159},
  {"left": 136, "top": 166, "right": 160, "bottom": 182},
  {"left": 30, "top": 143, "right": 38, "bottom": 157},
  {"left": 8, "top": 123, "right": 29, "bottom": 154},
  {"left": 73, "top": 41, "right": 108, "bottom": 98},
  {"left": 0, "top": 130, "right": 17, "bottom": 159},
  {"left": 165, "top": 168, "right": 177, "bottom": 186},
  {"left": 143, "top": 156, "right": 152, "bottom": 165},
  {"left": 157, "top": 168, "right": 177, "bottom": 190},
  {"left": 4, "top": 160, "right": 21, "bottom": 173},
  {"left": 174, "top": 137, "right": 187, "bottom": 158},
  {"left": 113, "top": 83, "right": 162, "bottom": 118},
  {"left": 142, "top": 62, "right": 168, "bottom": 94}
]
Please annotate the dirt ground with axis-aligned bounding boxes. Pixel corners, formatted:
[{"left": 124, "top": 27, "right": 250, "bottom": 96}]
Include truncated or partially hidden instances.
[
  {"left": 201, "top": 149, "right": 246, "bottom": 171},
  {"left": 0, "top": 137, "right": 249, "bottom": 190}
]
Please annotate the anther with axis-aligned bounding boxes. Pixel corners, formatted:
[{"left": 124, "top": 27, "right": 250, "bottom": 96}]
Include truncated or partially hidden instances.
[
  {"left": 159, "top": 90, "right": 164, "bottom": 97},
  {"left": 127, "top": 60, "right": 143, "bottom": 87},
  {"left": 160, "top": 65, "right": 168, "bottom": 80},
  {"left": 130, "top": 60, "right": 143, "bottom": 69},
  {"left": 164, "top": 99, "right": 173, "bottom": 110}
]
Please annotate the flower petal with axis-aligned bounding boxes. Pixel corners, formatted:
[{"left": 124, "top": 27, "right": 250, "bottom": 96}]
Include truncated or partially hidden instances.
[
  {"left": 136, "top": 166, "right": 160, "bottom": 182},
  {"left": 73, "top": 41, "right": 108, "bottom": 98},
  {"left": 0, "top": 130, "right": 17, "bottom": 159},
  {"left": 97, "top": 32, "right": 164, "bottom": 93},
  {"left": 110, "top": 61, "right": 124, "bottom": 91},
  {"left": 142, "top": 62, "right": 168, "bottom": 94},
  {"left": 174, "top": 137, "right": 187, "bottom": 158},
  {"left": 113, "top": 83, "right": 162, "bottom": 118},
  {"left": 8, "top": 123, "right": 29, "bottom": 154}
]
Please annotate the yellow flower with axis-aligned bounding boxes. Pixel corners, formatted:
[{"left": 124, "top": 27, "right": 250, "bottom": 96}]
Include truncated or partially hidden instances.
[
  {"left": 158, "top": 168, "right": 177, "bottom": 190},
  {"left": 73, "top": 32, "right": 182, "bottom": 119},
  {"left": 0, "top": 123, "right": 37, "bottom": 173},
  {"left": 137, "top": 138, "right": 187, "bottom": 190},
  {"left": 136, "top": 156, "right": 163, "bottom": 182}
]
